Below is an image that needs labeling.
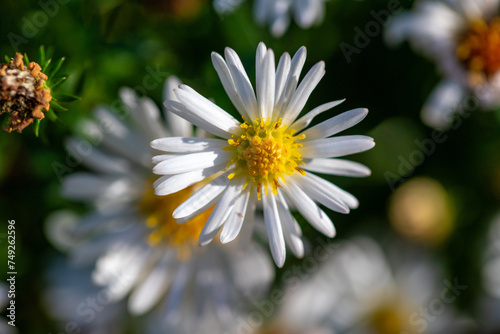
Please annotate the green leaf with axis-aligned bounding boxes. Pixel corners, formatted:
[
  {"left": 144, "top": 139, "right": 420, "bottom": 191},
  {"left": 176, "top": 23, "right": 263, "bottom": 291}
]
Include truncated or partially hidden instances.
[
  {"left": 42, "top": 58, "right": 52, "bottom": 73},
  {"left": 48, "top": 57, "right": 66, "bottom": 77},
  {"left": 4, "top": 55, "right": 10, "bottom": 63},
  {"left": 53, "top": 93, "right": 80, "bottom": 102},
  {"left": 50, "top": 101, "right": 68, "bottom": 112},
  {"left": 38, "top": 46, "right": 46, "bottom": 67},
  {"left": 33, "top": 119, "right": 41, "bottom": 137},
  {"left": 23, "top": 53, "right": 29, "bottom": 66},
  {"left": 50, "top": 76, "right": 68, "bottom": 89},
  {"left": 45, "top": 108, "right": 59, "bottom": 121}
]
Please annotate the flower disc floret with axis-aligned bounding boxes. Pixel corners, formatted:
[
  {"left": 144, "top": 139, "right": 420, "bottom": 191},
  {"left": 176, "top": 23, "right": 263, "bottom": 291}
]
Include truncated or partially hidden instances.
[
  {"left": 457, "top": 18, "right": 500, "bottom": 82},
  {"left": 226, "top": 117, "right": 306, "bottom": 199}
]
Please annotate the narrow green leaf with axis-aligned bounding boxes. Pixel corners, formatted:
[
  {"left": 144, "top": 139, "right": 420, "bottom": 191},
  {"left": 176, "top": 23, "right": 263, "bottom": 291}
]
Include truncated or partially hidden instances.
[
  {"left": 42, "top": 58, "right": 52, "bottom": 73},
  {"left": 50, "top": 101, "right": 68, "bottom": 112},
  {"left": 4, "top": 55, "right": 10, "bottom": 63},
  {"left": 50, "top": 76, "right": 68, "bottom": 89},
  {"left": 39, "top": 46, "right": 46, "bottom": 66},
  {"left": 45, "top": 108, "right": 58, "bottom": 121},
  {"left": 53, "top": 93, "right": 80, "bottom": 102},
  {"left": 33, "top": 119, "right": 41, "bottom": 137},
  {"left": 48, "top": 57, "right": 65, "bottom": 77},
  {"left": 23, "top": 53, "right": 29, "bottom": 66}
]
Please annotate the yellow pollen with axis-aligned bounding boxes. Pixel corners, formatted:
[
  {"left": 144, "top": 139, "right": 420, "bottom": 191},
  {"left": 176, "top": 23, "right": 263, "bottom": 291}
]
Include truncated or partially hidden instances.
[
  {"left": 226, "top": 117, "right": 305, "bottom": 200},
  {"left": 138, "top": 179, "right": 212, "bottom": 259},
  {"left": 457, "top": 18, "right": 500, "bottom": 84}
]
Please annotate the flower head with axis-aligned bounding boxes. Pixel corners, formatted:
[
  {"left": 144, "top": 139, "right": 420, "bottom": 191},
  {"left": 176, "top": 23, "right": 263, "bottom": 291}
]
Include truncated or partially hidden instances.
[
  {"left": 47, "top": 77, "right": 273, "bottom": 329},
  {"left": 0, "top": 53, "right": 51, "bottom": 133},
  {"left": 386, "top": 0, "right": 500, "bottom": 128},
  {"left": 153, "top": 42, "right": 374, "bottom": 267}
]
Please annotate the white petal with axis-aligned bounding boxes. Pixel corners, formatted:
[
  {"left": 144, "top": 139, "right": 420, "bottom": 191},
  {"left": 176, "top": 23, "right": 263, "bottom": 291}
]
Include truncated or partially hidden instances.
[
  {"left": 199, "top": 181, "right": 244, "bottom": 245},
  {"left": 65, "top": 137, "right": 131, "bottom": 175},
  {"left": 301, "top": 135, "right": 375, "bottom": 158},
  {"left": 290, "top": 99, "right": 345, "bottom": 132},
  {"left": 303, "top": 158, "right": 371, "bottom": 177},
  {"left": 276, "top": 191, "right": 304, "bottom": 258},
  {"left": 175, "top": 85, "right": 240, "bottom": 134},
  {"left": 164, "top": 262, "right": 190, "bottom": 323},
  {"left": 255, "top": 42, "right": 268, "bottom": 97},
  {"left": 257, "top": 49, "right": 276, "bottom": 119},
  {"left": 220, "top": 187, "right": 251, "bottom": 243},
  {"left": 263, "top": 192, "right": 286, "bottom": 267},
  {"left": 294, "top": 0, "right": 324, "bottom": 28},
  {"left": 163, "top": 76, "right": 194, "bottom": 137},
  {"left": 275, "top": 52, "right": 291, "bottom": 103},
  {"left": 282, "top": 178, "right": 336, "bottom": 237},
  {"left": 281, "top": 61, "right": 326, "bottom": 125},
  {"left": 173, "top": 170, "right": 232, "bottom": 219},
  {"left": 152, "top": 151, "right": 230, "bottom": 175},
  {"left": 128, "top": 253, "right": 174, "bottom": 315},
  {"left": 301, "top": 108, "right": 369, "bottom": 140},
  {"left": 421, "top": 80, "right": 465, "bottom": 129},
  {"left": 225, "top": 47, "right": 259, "bottom": 120},
  {"left": 92, "top": 108, "right": 151, "bottom": 167},
  {"left": 304, "top": 172, "right": 359, "bottom": 209},
  {"left": 294, "top": 175, "right": 350, "bottom": 214},
  {"left": 211, "top": 52, "right": 251, "bottom": 121},
  {"left": 154, "top": 165, "right": 223, "bottom": 196},
  {"left": 277, "top": 46, "right": 307, "bottom": 114},
  {"left": 151, "top": 137, "right": 227, "bottom": 153},
  {"left": 165, "top": 100, "right": 233, "bottom": 139}
]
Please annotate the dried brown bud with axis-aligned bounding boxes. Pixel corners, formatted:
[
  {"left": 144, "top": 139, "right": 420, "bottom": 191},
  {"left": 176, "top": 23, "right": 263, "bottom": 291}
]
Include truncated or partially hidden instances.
[{"left": 0, "top": 53, "right": 52, "bottom": 133}]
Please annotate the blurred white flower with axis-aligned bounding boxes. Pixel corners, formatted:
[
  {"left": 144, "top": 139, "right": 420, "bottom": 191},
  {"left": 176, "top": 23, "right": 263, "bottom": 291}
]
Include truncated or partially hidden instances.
[
  {"left": 154, "top": 42, "right": 374, "bottom": 267},
  {"left": 386, "top": 0, "right": 500, "bottom": 128},
  {"left": 46, "top": 77, "right": 274, "bottom": 332},
  {"left": 270, "top": 237, "right": 470, "bottom": 334},
  {"left": 254, "top": 0, "right": 328, "bottom": 37},
  {"left": 214, "top": 0, "right": 328, "bottom": 37}
]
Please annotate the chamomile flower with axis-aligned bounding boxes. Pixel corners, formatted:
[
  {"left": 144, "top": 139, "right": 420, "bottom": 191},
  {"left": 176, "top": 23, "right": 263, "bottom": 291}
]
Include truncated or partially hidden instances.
[
  {"left": 254, "top": 0, "right": 328, "bottom": 37},
  {"left": 386, "top": 0, "right": 500, "bottom": 128},
  {"left": 152, "top": 42, "right": 374, "bottom": 267},
  {"left": 46, "top": 77, "right": 274, "bottom": 331}
]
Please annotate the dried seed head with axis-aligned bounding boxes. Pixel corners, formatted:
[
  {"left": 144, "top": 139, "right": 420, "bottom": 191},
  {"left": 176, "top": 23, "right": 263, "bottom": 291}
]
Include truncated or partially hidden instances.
[{"left": 0, "top": 53, "right": 52, "bottom": 133}]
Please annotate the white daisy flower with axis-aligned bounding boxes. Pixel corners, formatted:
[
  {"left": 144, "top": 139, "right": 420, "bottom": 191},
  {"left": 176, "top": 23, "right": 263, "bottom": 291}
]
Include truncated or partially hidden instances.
[
  {"left": 271, "top": 237, "right": 470, "bottom": 334},
  {"left": 214, "top": 0, "right": 328, "bottom": 37},
  {"left": 152, "top": 42, "right": 374, "bottom": 267},
  {"left": 46, "top": 78, "right": 274, "bottom": 331},
  {"left": 386, "top": 0, "right": 500, "bottom": 128},
  {"left": 254, "top": 0, "right": 329, "bottom": 37}
]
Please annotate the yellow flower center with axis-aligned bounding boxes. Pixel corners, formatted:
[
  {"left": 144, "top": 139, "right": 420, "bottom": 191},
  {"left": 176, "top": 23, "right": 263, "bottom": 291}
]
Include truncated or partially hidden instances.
[
  {"left": 138, "top": 180, "right": 212, "bottom": 258},
  {"left": 226, "top": 118, "right": 306, "bottom": 200},
  {"left": 457, "top": 18, "right": 500, "bottom": 83}
]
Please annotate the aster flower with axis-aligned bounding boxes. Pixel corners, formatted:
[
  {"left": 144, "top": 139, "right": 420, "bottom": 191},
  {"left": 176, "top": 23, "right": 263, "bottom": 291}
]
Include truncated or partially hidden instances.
[
  {"left": 268, "top": 237, "right": 470, "bottom": 334},
  {"left": 214, "top": 0, "right": 328, "bottom": 37},
  {"left": 152, "top": 42, "right": 374, "bottom": 267},
  {"left": 0, "top": 48, "right": 72, "bottom": 134},
  {"left": 46, "top": 77, "right": 274, "bottom": 330},
  {"left": 254, "top": 0, "right": 328, "bottom": 37},
  {"left": 386, "top": 0, "right": 500, "bottom": 128}
]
